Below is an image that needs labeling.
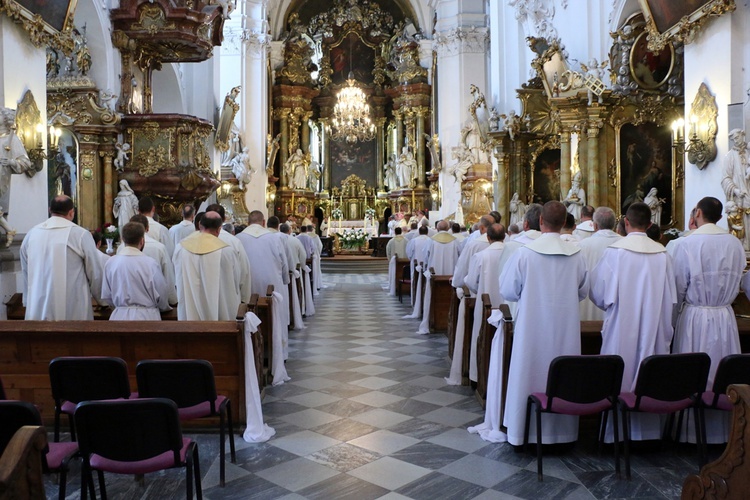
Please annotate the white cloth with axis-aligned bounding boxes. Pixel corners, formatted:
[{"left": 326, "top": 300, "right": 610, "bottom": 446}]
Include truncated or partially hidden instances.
[
  {"left": 118, "top": 234, "right": 177, "bottom": 305},
  {"left": 21, "top": 216, "right": 104, "bottom": 320},
  {"left": 173, "top": 233, "right": 243, "bottom": 321},
  {"left": 169, "top": 220, "right": 195, "bottom": 249},
  {"left": 578, "top": 230, "right": 621, "bottom": 321},
  {"left": 499, "top": 233, "right": 588, "bottom": 446},
  {"left": 102, "top": 247, "right": 169, "bottom": 320},
  {"left": 311, "top": 234, "right": 323, "bottom": 291},
  {"left": 573, "top": 220, "right": 595, "bottom": 240},
  {"left": 219, "top": 229, "right": 252, "bottom": 307},
  {"left": 512, "top": 229, "right": 541, "bottom": 245},
  {"left": 673, "top": 224, "right": 745, "bottom": 443},
  {"left": 445, "top": 294, "right": 469, "bottom": 386},
  {"left": 302, "top": 265, "right": 315, "bottom": 316},
  {"left": 590, "top": 232, "right": 676, "bottom": 441},
  {"left": 388, "top": 256, "right": 398, "bottom": 296},
  {"left": 290, "top": 274, "right": 305, "bottom": 330},
  {"left": 452, "top": 234, "right": 489, "bottom": 289},
  {"left": 270, "top": 291, "right": 291, "bottom": 385},
  {"left": 284, "top": 234, "right": 306, "bottom": 329},
  {"left": 146, "top": 216, "right": 174, "bottom": 257},
  {"left": 242, "top": 313, "right": 276, "bottom": 443},
  {"left": 417, "top": 233, "right": 460, "bottom": 334},
  {"left": 406, "top": 234, "right": 431, "bottom": 309}
]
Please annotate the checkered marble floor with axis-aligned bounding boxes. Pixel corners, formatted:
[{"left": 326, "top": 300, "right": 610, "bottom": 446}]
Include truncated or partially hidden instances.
[{"left": 46, "top": 272, "right": 707, "bottom": 499}]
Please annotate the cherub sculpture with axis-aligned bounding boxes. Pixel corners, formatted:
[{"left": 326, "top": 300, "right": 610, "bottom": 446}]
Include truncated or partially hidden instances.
[{"left": 113, "top": 142, "right": 131, "bottom": 172}]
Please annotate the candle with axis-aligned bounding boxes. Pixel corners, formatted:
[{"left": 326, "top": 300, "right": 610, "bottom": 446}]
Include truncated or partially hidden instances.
[
  {"left": 411, "top": 189, "right": 415, "bottom": 211},
  {"left": 291, "top": 192, "right": 295, "bottom": 215}
]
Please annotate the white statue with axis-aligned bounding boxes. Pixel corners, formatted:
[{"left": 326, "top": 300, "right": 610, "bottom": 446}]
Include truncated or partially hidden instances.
[
  {"left": 460, "top": 119, "right": 489, "bottom": 164},
  {"left": 384, "top": 153, "right": 398, "bottom": 189},
  {"left": 396, "top": 146, "right": 417, "bottom": 188},
  {"left": 580, "top": 58, "right": 608, "bottom": 105},
  {"left": 308, "top": 159, "right": 322, "bottom": 192},
  {"left": 448, "top": 146, "right": 473, "bottom": 183},
  {"left": 501, "top": 110, "right": 523, "bottom": 141},
  {"left": 0, "top": 107, "right": 32, "bottom": 199},
  {"left": 488, "top": 107, "right": 501, "bottom": 132},
  {"left": 230, "top": 146, "right": 253, "bottom": 190},
  {"left": 643, "top": 187, "right": 664, "bottom": 226},
  {"left": 509, "top": 192, "right": 526, "bottom": 227},
  {"left": 285, "top": 149, "right": 308, "bottom": 190},
  {"left": 563, "top": 171, "right": 586, "bottom": 221},
  {"left": 722, "top": 129, "right": 750, "bottom": 250},
  {"left": 112, "top": 179, "right": 139, "bottom": 230},
  {"left": 0, "top": 206, "right": 15, "bottom": 248},
  {"left": 113, "top": 142, "right": 131, "bottom": 172}
]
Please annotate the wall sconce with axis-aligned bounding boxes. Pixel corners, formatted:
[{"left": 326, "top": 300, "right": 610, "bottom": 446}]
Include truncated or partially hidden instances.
[
  {"left": 48, "top": 125, "right": 62, "bottom": 151},
  {"left": 25, "top": 122, "right": 47, "bottom": 170},
  {"left": 671, "top": 83, "right": 718, "bottom": 170}
]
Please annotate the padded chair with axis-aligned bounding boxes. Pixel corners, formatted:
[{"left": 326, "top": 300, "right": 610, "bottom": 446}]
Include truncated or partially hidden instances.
[
  {"left": 397, "top": 262, "right": 411, "bottom": 303},
  {"left": 523, "top": 355, "right": 624, "bottom": 481},
  {"left": 698, "top": 354, "right": 750, "bottom": 447},
  {"left": 618, "top": 353, "right": 710, "bottom": 478},
  {"left": 0, "top": 401, "right": 79, "bottom": 500},
  {"left": 0, "top": 376, "right": 5, "bottom": 399},
  {"left": 49, "top": 357, "right": 133, "bottom": 442},
  {"left": 136, "top": 359, "right": 236, "bottom": 487},
  {"left": 75, "top": 398, "right": 201, "bottom": 500}
]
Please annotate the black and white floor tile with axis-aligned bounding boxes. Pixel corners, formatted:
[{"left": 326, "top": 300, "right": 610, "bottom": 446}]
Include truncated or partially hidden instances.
[{"left": 46, "top": 271, "right": 709, "bottom": 499}]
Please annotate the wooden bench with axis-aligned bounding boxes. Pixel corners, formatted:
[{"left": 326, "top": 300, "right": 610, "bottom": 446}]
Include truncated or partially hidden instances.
[
  {"left": 0, "top": 320, "right": 248, "bottom": 429},
  {"left": 447, "top": 287, "right": 460, "bottom": 358},
  {"left": 475, "top": 296, "right": 504, "bottom": 408},
  {"left": 249, "top": 285, "right": 276, "bottom": 388},
  {"left": 428, "top": 268, "right": 453, "bottom": 333},
  {"left": 0, "top": 426, "right": 46, "bottom": 499},
  {"left": 396, "top": 258, "right": 411, "bottom": 303}
]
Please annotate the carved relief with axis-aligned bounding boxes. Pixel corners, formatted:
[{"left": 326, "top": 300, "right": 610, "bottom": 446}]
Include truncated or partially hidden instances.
[{"left": 434, "top": 27, "right": 490, "bottom": 57}]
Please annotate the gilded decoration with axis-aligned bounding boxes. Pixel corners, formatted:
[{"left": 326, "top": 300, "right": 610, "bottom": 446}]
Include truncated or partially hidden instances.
[
  {"left": 307, "top": 0, "right": 396, "bottom": 39},
  {"left": 0, "top": 0, "right": 77, "bottom": 53},
  {"left": 135, "top": 145, "right": 170, "bottom": 177},
  {"left": 215, "top": 86, "right": 240, "bottom": 152},
  {"left": 686, "top": 82, "right": 718, "bottom": 169},
  {"left": 277, "top": 38, "right": 317, "bottom": 86},
  {"left": 638, "top": 0, "right": 736, "bottom": 52},
  {"left": 15, "top": 90, "right": 44, "bottom": 178},
  {"left": 461, "top": 179, "right": 493, "bottom": 226},
  {"left": 131, "top": 4, "right": 176, "bottom": 34},
  {"left": 387, "top": 37, "right": 427, "bottom": 85},
  {"left": 79, "top": 152, "right": 95, "bottom": 181}
]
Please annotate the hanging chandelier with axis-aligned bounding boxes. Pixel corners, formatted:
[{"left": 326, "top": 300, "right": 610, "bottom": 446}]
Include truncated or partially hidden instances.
[{"left": 330, "top": 74, "right": 376, "bottom": 144}]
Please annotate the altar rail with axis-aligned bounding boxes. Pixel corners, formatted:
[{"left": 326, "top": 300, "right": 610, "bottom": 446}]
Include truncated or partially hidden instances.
[{"left": 0, "top": 321, "right": 249, "bottom": 428}]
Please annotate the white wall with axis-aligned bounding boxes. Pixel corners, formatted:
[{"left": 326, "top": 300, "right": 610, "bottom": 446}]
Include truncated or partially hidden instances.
[
  {"left": 152, "top": 64, "right": 187, "bottom": 114},
  {"left": 74, "top": 0, "right": 119, "bottom": 94}
]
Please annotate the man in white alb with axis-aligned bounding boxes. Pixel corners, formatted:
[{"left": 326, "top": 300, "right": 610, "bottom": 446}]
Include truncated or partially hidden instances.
[
  {"left": 21, "top": 196, "right": 104, "bottom": 320},
  {"left": 513, "top": 203, "right": 543, "bottom": 245},
  {"left": 173, "top": 212, "right": 245, "bottom": 321},
  {"left": 206, "top": 203, "right": 252, "bottom": 312},
  {"left": 169, "top": 204, "right": 196, "bottom": 249},
  {"left": 578, "top": 207, "right": 621, "bottom": 321},
  {"left": 280, "top": 223, "right": 306, "bottom": 329},
  {"left": 673, "top": 197, "right": 745, "bottom": 443},
  {"left": 138, "top": 196, "right": 174, "bottom": 257},
  {"left": 590, "top": 201, "right": 676, "bottom": 442},
  {"left": 308, "top": 225, "right": 324, "bottom": 292},
  {"left": 500, "top": 201, "right": 588, "bottom": 446},
  {"left": 386, "top": 227, "right": 408, "bottom": 296},
  {"left": 126, "top": 215, "right": 178, "bottom": 306},
  {"left": 417, "top": 220, "right": 460, "bottom": 334},
  {"left": 451, "top": 215, "right": 492, "bottom": 290},
  {"left": 404, "top": 225, "right": 431, "bottom": 314},
  {"left": 573, "top": 205, "right": 595, "bottom": 240},
  {"left": 102, "top": 221, "right": 170, "bottom": 320}
]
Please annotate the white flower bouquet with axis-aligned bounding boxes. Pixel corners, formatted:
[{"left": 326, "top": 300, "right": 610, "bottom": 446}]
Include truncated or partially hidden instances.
[
  {"left": 337, "top": 228, "right": 368, "bottom": 249},
  {"left": 364, "top": 207, "right": 376, "bottom": 219},
  {"left": 331, "top": 207, "right": 344, "bottom": 220}
]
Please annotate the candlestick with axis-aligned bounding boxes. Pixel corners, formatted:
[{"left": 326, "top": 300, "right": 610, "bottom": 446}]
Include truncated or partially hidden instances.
[
  {"left": 411, "top": 189, "right": 415, "bottom": 211},
  {"left": 291, "top": 192, "right": 295, "bottom": 215}
]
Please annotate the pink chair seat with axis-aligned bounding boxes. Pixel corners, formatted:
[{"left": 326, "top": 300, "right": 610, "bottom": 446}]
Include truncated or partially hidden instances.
[
  {"left": 177, "top": 395, "right": 226, "bottom": 420},
  {"left": 531, "top": 393, "right": 612, "bottom": 416},
  {"left": 619, "top": 392, "right": 693, "bottom": 414},
  {"left": 45, "top": 442, "right": 78, "bottom": 469},
  {"left": 61, "top": 392, "right": 138, "bottom": 415},
  {"left": 90, "top": 437, "right": 192, "bottom": 475},
  {"left": 701, "top": 392, "right": 732, "bottom": 411}
]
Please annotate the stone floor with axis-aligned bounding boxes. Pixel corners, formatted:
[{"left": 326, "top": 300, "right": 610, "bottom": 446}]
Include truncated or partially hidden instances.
[{"left": 45, "top": 272, "right": 711, "bottom": 499}]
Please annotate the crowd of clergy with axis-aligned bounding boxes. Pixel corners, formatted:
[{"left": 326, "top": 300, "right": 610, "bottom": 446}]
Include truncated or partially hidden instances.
[
  {"left": 385, "top": 196, "right": 748, "bottom": 447},
  {"left": 20, "top": 195, "right": 324, "bottom": 384}
]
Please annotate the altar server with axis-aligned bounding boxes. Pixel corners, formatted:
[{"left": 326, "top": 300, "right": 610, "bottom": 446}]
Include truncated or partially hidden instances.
[
  {"left": 386, "top": 227, "right": 408, "bottom": 296},
  {"left": 674, "top": 197, "right": 745, "bottom": 443},
  {"left": 417, "top": 220, "right": 460, "bottom": 334},
  {"left": 102, "top": 221, "right": 170, "bottom": 320},
  {"left": 138, "top": 196, "right": 174, "bottom": 257},
  {"left": 21, "top": 196, "right": 104, "bottom": 320},
  {"left": 125, "top": 214, "right": 178, "bottom": 306},
  {"left": 500, "top": 201, "right": 588, "bottom": 446},
  {"left": 169, "top": 204, "right": 196, "bottom": 248},
  {"left": 590, "top": 202, "right": 676, "bottom": 441},
  {"left": 578, "top": 207, "right": 621, "bottom": 321}
]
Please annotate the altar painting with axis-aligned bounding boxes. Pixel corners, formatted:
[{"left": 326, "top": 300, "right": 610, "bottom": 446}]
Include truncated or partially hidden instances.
[
  {"left": 532, "top": 149, "right": 561, "bottom": 204},
  {"left": 330, "top": 32, "right": 375, "bottom": 85},
  {"left": 331, "top": 138, "right": 377, "bottom": 189},
  {"left": 15, "top": 0, "right": 77, "bottom": 33}
]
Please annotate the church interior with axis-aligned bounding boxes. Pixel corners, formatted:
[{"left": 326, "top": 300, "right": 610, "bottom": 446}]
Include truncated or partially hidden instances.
[{"left": 1, "top": 0, "right": 750, "bottom": 498}]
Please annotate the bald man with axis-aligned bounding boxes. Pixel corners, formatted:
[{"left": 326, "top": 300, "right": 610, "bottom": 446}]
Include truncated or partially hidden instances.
[{"left": 416, "top": 220, "right": 461, "bottom": 334}]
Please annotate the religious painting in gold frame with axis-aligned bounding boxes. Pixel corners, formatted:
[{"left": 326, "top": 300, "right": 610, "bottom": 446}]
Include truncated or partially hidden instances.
[
  {"left": 12, "top": 0, "right": 77, "bottom": 34},
  {"left": 628, "top": 31, "right": 674, "bottom": 90},
  {"left": 637, "top": 0, "right": 736, "bottom": 51},
  {"left": 528, "top": 135, "right": 561, "bottom": 204}
]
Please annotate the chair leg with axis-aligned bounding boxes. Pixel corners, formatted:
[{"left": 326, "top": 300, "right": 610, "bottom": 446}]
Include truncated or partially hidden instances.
[
  {"left": 523, "top": 398, "right": 532, "bottom": 454},
  {"left": 599, "top": 410, "right": 610, "bottom": 455},
  {"left": 58, "top": 467, "right": 67, "bottom": 500},
  {"left": 68, "top": 414, "right": 77, "bottom": 442},
  {"left": 219, "top": 408, "right": 226, "bottom": 487},
  {"left": 694, "top": 405, "right": 707, "bottom": 467},
  {"left": 621, "top": 405, "right": 631, "bottom": 480},
  {"left": 612, "top": 405, "right": 620, "bottom": 477},
  {"left": 194, "top": 444, "right": 203, "bottom": 500},
  {"left": 186, "top": 447, "right": 194, "bottom": 500},
  {"left": 227, "top": 400, "right": 236, "bottom": 463},
  {"left": 97, "top": 470, "right": 107, "bottom": 500},
  {"left": 54, "top": 408, "right": 61, "bottom": 442},
  {"left": 80, "top": 462, "right": 89, "bottom": 500},
  {"left": 535, "top": 405, "right": 543, "bottom": 481}
]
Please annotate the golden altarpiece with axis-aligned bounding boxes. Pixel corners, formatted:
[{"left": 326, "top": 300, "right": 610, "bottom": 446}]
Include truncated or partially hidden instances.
[
  {"left": 269, "top": 0, "right": 434, "bottom": 226},
  {"left": 490, "top": 13, "right": 687, "bottom": 230}
]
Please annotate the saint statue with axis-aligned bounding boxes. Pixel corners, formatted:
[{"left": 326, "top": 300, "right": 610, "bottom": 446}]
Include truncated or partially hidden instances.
[
  {"left": 230, "top": 146, "right": 253, "bottom": 190},
  {"left": 384, "top": 153, "right": 398, "bottom": 189},
  {"left": 643, "top": 187, "right": 663, "bottom": 226},
  {"left": 112, "top": 179, "right": 139, "bottom": 230},
  {"left": 448, "top": 146, "right": 473, "bottom": 183},
  {"left": 396, "top": 146, "right": 417, "bottom": 188},
  {"left": 509, "top": 192, "right": 526, "bottom": 227},
  {"left": 285, "top": 149, "right": 308, "bottom": 190},
  {"left": 308, "top": 159, "right": 322, "bottom": 192},
  {"left": 563, "top": 170, "right": 586, "bottom": 221},
  {"left": 0, "top": 206, "right": 14, "bottom": 247},
  {"left": 460, "top": 119, "right": 489, "bottom": 164},
  {"left": 721, "top": 129, "right": 750, "bottom": 250},
  {"left": 0, "top": 107, "right": 32, "bottom": 200}
]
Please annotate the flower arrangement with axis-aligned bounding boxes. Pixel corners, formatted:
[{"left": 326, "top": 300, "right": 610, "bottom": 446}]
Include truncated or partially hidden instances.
[
  {"left": 331, "top": 207, "right": 343, "bottom": 220},
  {"left": 102, "top": 223, "right": 119, "bottom": 243},
  {"left": 364, "top": 206, "right": 376, "bottom": 219},
  {"left": 337, "top": 228, "right": 368, "bottom": 249}
]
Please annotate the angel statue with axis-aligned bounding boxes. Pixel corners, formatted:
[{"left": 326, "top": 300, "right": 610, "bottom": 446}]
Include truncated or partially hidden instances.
[
  {"left": 500, "top": 110, "right": 523, "bottom": 141},
  {"left": 448, "top": 146, "right": 473, "bottom": 183},
  {"left": 580, "top": 58, "right": 608, "bottom": 105},
  {"left": 424, "top": 133, "right": 442, "bottom": 175},
  {"left": 113, "top": 142, "right": 131, "bottom": 172},
  {"left": 230, "top": 146, "right": 253, "bottom": 190}
]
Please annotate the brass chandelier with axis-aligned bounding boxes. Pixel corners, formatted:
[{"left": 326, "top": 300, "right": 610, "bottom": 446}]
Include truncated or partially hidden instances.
[{"left": 330, "top": 73, "right": 376, "bottom": 143}]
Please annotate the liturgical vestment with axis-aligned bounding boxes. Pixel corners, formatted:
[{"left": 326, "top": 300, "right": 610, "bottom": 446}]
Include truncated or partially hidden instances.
[
  {"left": 174, "top": 232, "right": 244, "bottom": 321},
  {"left": 590, "top": 232, "right": 676, "bottom": 441},
  {"left": 578, "top": 229, "right": 621, "bottom": 321},
  {"left": 386, "top": 235, "right": 407, "bottom": 296},
  {"left": 169, "top": 220, "right": 195, "bottom": 249},
  {"left": 417, "top": 232, "right": 460, "bottom": 334},
  {"left": 499, "top": 233, "right": 588, "bottom": 446},
  {"left": 102, "top": 247, "right": 170, "bottom": 320}
]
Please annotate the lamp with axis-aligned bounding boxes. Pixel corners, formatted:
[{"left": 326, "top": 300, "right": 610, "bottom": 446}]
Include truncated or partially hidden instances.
[
  {"left": 671, "top": 83, "right": 718, "bottom": 170},
  {"left": 329, "top": 37, "right": 375, "bottom": 144}
]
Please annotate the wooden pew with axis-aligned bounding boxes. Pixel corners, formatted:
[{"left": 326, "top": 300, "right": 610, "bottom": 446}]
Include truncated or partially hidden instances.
[
  {"left": 396, "top": 258, "right": 411, "bottom": 302},
  {"left": 447, "top": 287, "right": 460, "bottom": 358},
  {"left": 461, "top": 295, "right": 477, "bottom": 385},
  {"left": 251, "top": 285, "right": 276, "bottom": 387},
  {"left": 0, "top": 320, "right": 246, "bottom": 428},
  {"left": 0, "top": 426, "right": 47, "bottom": 499},
  {"left": 475, "top": 296, "right": 506, "bottom": 409},
  {"left": 428, "top": 267, "right": 453, "bottom": 333},
  {"left": 5, "top": 293, "right": 175, "bottom": 321},
  {"left": 682, "top": 384, "right": 750, "bottom": 499}
]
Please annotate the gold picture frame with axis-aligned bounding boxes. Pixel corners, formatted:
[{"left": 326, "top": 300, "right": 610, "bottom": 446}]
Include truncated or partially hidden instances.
[
  {"left": 0, "top": 0, "right": 78, "bottom": 52},
  {"left": 628, "top": 31, "right": 674, "bottom": 90},
  {"left": 638, "top": 0, "right": 736, "bottom": 51}
]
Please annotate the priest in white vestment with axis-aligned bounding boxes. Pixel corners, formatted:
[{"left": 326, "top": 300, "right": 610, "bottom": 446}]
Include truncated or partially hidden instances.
[
  {"left": 21, "top": 196, "right": 104, "bottom": 320},
  {"left": 403, "top": 222, "right": 419, "bottom": 242},
  {"left": 263, "top": 216, "right": 292, "bottom": 327},
  {"left": 102, "top": 222, "right": 170, "bottom": 320},
  {"left": 673, "top": 197, "right": 745, "bottom": 443},
  {"left": 206, "top": 203, "right": 252, "bottom": 311},
  {"left": 123, "top": 214, "right": 178, "bottom": 306},
  {"left": 404, "top": 226, "right": 431, "bottom": 313},
  {"left": 280, "top": 223, "right": 306, "bottom": 329},
  {"left": 138, "top": 196, "right": 174, "bottom": 257},
  {"left": 500, "top": 201, "right": 588, "bottom": 446},
  {"left": 451, "top": 215, "right": 492, "bottom": 289},
  {"left": 579, "top": 207, "right": 621, "bottom": 321},
  {"left": 309, "top": 227, "right": 324, "bottom": 291},
  {"left": 513, "top": 203, "right": 543, "bottom": 245},
  {"left": 169, "top": 204, "right": 196, "bottom": 249},
  {"left": 417, "top": 221, "right": 461, "bottom": 334},
  {"left": 590, "top": 202, "right": 676, "bottom": 441},
  {"left": 573, "top": 205, "right": 596, "bottom": 240},
  {"left": 174, "top": 212, "right": 245, "bottom": 321},
  {"left": 386, "top": 227, "right": 408, "bottom": 296}
]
